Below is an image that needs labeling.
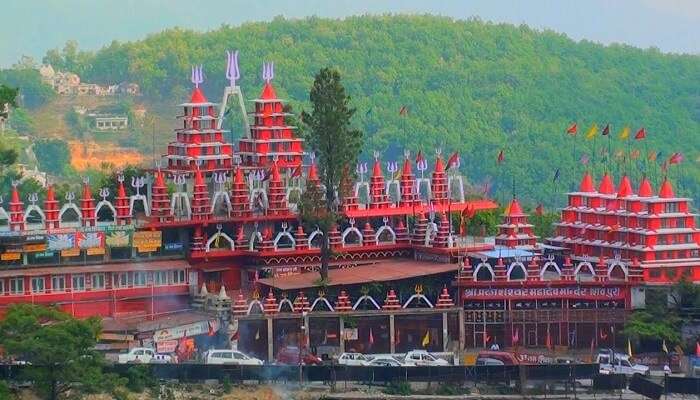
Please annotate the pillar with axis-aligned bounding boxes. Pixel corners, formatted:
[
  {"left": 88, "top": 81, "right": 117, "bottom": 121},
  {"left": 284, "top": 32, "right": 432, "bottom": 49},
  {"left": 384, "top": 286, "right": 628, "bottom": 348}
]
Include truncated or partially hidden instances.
[
  {"left": 389, "top": 314, "right": 396, "bottom": 354},
  {"left": 339, "top": 317, "right": 345, "bottom": 353},
  {"left": 267, "top": 317, "right": 274, "bottom": 362},
  {"left": 303, "top": 314, "right": 310, "bottom": 348},
  {"left": 442, "top": 312, "right": 449, "bottom": 353},
  {"left": 458, "top": 309, "right": 465, "bottom": 353}
]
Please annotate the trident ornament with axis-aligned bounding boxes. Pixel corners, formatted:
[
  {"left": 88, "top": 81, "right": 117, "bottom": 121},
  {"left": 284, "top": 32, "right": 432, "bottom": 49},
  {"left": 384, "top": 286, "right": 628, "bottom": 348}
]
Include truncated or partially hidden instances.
[
  {"left": 225, "top": 50, "right": 240, "bottom": 87},
  {"left": 386, "top": 161, "right": 398, "bottom": 177},
  {"left": 172, "top": 174, "right": 186, "bottom": 190},
  {"left": 213, "top": 172, "right": 227, "bottom": 190},
  {"left": 117, "top": 174, "right": 124, "bottom": 185},
  {"left": 356, "top": 162, "right": 368, "bottom": 182},
  {"left": 382, "top": 216, "right": 389, "bottom": 226},
  {"left": 65, "top": 192, "right": 75, "bottom": 203},
  {"left": 233, "top": 154, "right": 242, "bottom": 166},
  {"left": 11, "top": 180, "right": 19, "bottom": 189},
  {"left": 131, "top": 176, "right": 146, "bottom": 196},
  {"left": 416, "top": 158, "right": 428, "bottom": 179},
  {"left": 191, "top": 65, "right": 204, "bottom": 88},
  {"left": 27, "top": 193, "right": 38, "bottom": 206},
  {"left": 262, "top": 61, "right": 274, "bottom": 83},
  {"left": 99, "top": 188, "right": 109, "bottom": 201},
  {"left": 348, "top": 218, "right": 356, "bottom": 228}
]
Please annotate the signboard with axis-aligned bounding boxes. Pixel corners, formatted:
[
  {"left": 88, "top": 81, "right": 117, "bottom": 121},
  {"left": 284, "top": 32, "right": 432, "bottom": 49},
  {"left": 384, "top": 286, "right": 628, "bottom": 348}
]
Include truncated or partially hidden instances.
[
  {"left": 23, "top": 243, "right": 47, "bottom": 253},
  {"left": 463, "top": 286, "right": 626, "bottom": 300},
  {"left": 152, "top": 320, "right": 213, "bottom": 342},
  {"left": 133, "top": 231, "right": 162, "bottom": 252},
  {"left": 343, "top": 328, "right": 358, "bottom": 341},
  {"left": 77, "top": 232, "right": 105, "bottom": 249},
  {"left": 105, "top": 230, "right": 131, "bottom": 248},
  {"left": 35, "top": 251, "right": 55, "bottom": 259},
  {"left": 164, "top": 242, "right": 183, "bottom": 251},
  {"left": 156, "top": 340, "right": 178, "bottom": 353},
  {"left": 47, "top": 233, "right": 75, "bottom": 251},
  {"left": 87, "top": 247, "right": 105, "bottom": 256},
  {"left": 1, "top": 252, "right": 21, "bottom": 261},
  {"left": 61, "top": 248, "right": 80, "bottom": 257}
]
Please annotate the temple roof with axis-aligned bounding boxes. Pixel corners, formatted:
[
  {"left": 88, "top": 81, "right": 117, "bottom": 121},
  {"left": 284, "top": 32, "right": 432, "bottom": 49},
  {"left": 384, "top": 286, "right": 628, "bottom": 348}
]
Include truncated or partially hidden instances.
[
  {"left": 190, "top": 87, "right": 207, "bottom": 104},
  {"left": 505, "top": 198, "right": 525, "bottom": 217},
  {"left": 617, "top": 175, "right": 633, "bottom": 198},
  {"left": 598, "top": 173, "right": 615, "bottom": 195},
  {"left": 638, "top": 177, "right": 654, "bottom": 197},
  {"left": 579, "top": 171, "right": 595, "bottom": 193},
  {"left": 260, "top": 82, "right": 277, "bottom": 101},
  {"left": 659, "top": 178, "right": 675, "bottom": 198}
]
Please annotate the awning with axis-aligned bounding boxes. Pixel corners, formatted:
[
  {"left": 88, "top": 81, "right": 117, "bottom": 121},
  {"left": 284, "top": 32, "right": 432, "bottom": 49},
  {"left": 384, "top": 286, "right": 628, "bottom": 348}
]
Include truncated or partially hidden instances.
[
  {"left": 257, "top": 259, "right": 459, "bottom": 290},
  {"left": 0, "top": 259, "right": 190, "bottom": 278}
]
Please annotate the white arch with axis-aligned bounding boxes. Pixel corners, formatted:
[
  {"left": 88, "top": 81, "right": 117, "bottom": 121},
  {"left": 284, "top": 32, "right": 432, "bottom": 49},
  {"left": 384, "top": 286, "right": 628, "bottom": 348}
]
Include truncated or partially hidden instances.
[
  {"left": 211, "top": 191, "right": 232, "bottom": 217},
  {"left": 58, "top": 203, "right": 82, "bottom": 227},
  {"left": 507, "top": 261, "right": 527, "bottom": 281},
  {"left": 170, "top": 192, "right": 191, "bottom": 219},
  {"left": 402, "top": 293, "right": 434, "bottom": 309},
  {"left": 278, "top": 298, "right": 294, "bottom": 313},
  {"left": 248, "top": 231, "right": 263, "bottom": 251},
  {"left": 247, "top": 300, "right": 264, "bottom": 315},
  {"left": 0, "top": 207, "right": 10, "bottom": 231},
  {"left": 415, "top": 178, "right": 431, "bottom": 202},
  {"left": 574, "top": 262, "right": 596, "bottom": 281},
  {"left": 385, "top": 180, "right": 401, "bottom": 203},
  {"left": 23, "top": 204, "right": 46, "bottom": 228},
  {"left": 607, "top": 261, "right": 628, "bottom": 281},
  {"left": 424, "top": 221, "right": 438, "bottom": 246},
  {"left": 309, "top": 297, "right": 334, "bottom": 312},
  {"left": 94, "top": 200, "right": 117, "bottom": 225},
  {"left": 352, "top": 295, "right": 381, "bottom": 310},
  {"left": 273, "top": 230, "right": 296, "bottom": 251},
  {"left": 308, "top": 229, "right": 323, "bottom": 249},
  {"left": 205, "top": 231, "right": 235, "bottom": 251},
  {"left": 375, "top": 225, "right": 396, "bottom": 245},
  {"left": 129, "top": 195, "right": 150, "bottom": 217},
  {"left": 250, "top": 188, "right": 268, "bottom": 211},
  {"left": 354, "top": 182, "right": 370, "bottom": 206},
  {"left": 341, "top": 226, "right": 363, "bottom": 247},
  {"left": 447, "top": 175, "right": 465, "bottom": 202},
  {"left": 474, "top": 262, "right": 495, "bottom": 281},
  {"left": 540, "top": 261, "right": 562, "bottom": 280}
]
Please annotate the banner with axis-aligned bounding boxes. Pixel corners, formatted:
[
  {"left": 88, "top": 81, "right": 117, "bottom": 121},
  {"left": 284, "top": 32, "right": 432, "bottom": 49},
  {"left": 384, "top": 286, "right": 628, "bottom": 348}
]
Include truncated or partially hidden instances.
[
  {"left": 105, "top": 230, "right": 131, "bottom": 248},
  {"left": 463, "top": 286, "right": 625, "bottom": 300},
  {"left": 1, "top": 252, "right": 21, "bottom": 261},
  {"left": 77, "top": 232, "right": 105, "bottom": 249},
  {"left": 156, "top": 340, "right": 178, "bottom": 353},
  {"left": 152, "top": 319, "right": 213, "bottom": 342},
  {"left": 133, "top": 231, "right": 162, "bottom": 252},
  {"left": 47, "top": 233, "right": 75, "bottom": 251}
]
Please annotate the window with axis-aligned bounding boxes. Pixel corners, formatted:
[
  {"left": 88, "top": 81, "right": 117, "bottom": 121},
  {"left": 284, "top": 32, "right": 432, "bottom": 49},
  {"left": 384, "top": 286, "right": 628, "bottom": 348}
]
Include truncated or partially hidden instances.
[
  {"left": 72, "top": 275, "right": 85, "bottom": 291},
  {"left": 133, "top": 271, "right": 147, "bottom": 287},
  {"left": 154, "top": 271, "right": 168, "bottom": 286},
  {"left": 10, "top": 278, "right": 23, "bottom": 294},
  {"left": 665, "top": 203, "right": 679, "bottom": 213},
  {"left": 114, "top": 272, "right": 129, "bottom": 288},
  {"left": 0, "top": 279, "right": 4, "bottom": 295},
  {"left": 172, "top": 270, "right": 186, "bottom": 284},
  {"left": 52, "top": 275, "right": 66, "bottom": 292},
  {"left": 92, "top": 273, "right": 105, "bottom": 290},
  {"left": 31, "top": 277, "right": 45, "bottom": 293}
]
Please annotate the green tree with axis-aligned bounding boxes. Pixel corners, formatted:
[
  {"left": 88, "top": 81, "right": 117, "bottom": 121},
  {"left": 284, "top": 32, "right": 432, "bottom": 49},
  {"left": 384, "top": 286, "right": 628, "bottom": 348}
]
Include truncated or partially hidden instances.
[
  {"left": 0, "top": 68, "right": 55, "bottom": 109},
  {"left": 301, "top": 68, "right": 362, "bottom": 281},
  {"left": 34, "top": 139, "right": 71, "bottom": 175},
  {"left": 0, "top": 84, "right": 19, "bottom": 108},
  {"left": 8, "top": 108, "right": 34, "bottom": 134},
  {"left": 0, "top": 304, "right": 105, "bottom": 400}
]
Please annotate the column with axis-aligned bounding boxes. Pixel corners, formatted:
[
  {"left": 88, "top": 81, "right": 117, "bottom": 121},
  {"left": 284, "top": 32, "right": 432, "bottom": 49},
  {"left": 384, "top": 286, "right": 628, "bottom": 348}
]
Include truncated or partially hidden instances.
[
  {"left": 389, "top": 314, "right": 396, "bottom": 354},
  {"left": 459, "top": 308, "right": 465, "bottom": 353},
  {"left": 267, "top": 317, "right": 274, "bottom": 362},
  {"left": 442, "top": 312, "right": 449, "bottom": 352},
  {"left": 303, "top": 314, "right": 310, "bottom": 348},
  {"left": 339, "top": 317, "right": 345, "bottom": 353}
]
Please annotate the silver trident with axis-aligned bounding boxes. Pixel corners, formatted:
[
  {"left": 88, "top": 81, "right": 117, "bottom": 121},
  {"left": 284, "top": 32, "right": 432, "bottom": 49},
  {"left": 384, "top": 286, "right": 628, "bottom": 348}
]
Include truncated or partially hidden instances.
[
  {"left": 226, "top": 50, "right": 240, "bottom": 87},
  {"left": 356, "top": 162, "right": 368, "bottom": 182},
  {"left": 65, "top": 192, "right": 75, "bottom": 203},
  {"left": 213, "top": 172, "right": 227, "bottom": 191},
  {"left": 172, "top": 174, "right": 186, "bottom": 190},
  {"left": 417, "top": 158, "right": 428, "bottom": 179},
  {"left": 131, "top": 176, "right": 146, "bottom": 196},
  {"left": 262, "top": 61, "right": 274, "bottom": 83},
  {"left": 27, "top": 193, "right": 38, "bottom": 206},
  {"left": 117, "top": 174, "right": 124, "bottom": 186},
  {"left": 386, "top": 161, "right": 398, "bottom": 178},
  {"left": 99, "top": 188, "right": 109, "bottom": 201},
  {"left": 191, "top": 65, "right": 204, "bottom": 88}
]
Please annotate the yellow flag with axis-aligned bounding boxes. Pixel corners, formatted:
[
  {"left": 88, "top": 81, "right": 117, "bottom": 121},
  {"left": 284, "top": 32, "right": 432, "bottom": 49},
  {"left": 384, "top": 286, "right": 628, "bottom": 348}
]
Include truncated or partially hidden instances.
[
  {"left": 422, "top": 331, "right": 430, "bottom": 347},
  {"left": 627, "top": 339, "right": 633, "bottom": 357},
  {"left": 619, "top": 126, "right": 630, "bottom": 140},
  {"left": 585, "top": 124, "right": 599, "bottom": 140}
]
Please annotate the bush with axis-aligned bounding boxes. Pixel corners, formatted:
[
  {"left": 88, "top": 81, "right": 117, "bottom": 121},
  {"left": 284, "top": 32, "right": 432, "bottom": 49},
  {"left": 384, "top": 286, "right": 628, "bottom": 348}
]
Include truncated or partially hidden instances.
[
  {"left": 435, "top": 384, "right": 469, "bottom": 395},
  {"left": 383, "top": 381, "right": 412, "bottom": 395},
  {"left": 0, "top": 380, "right": 12, "bottom": 399},
  {"left": 222, "top": 376, "right": 232, "bottom": 393},
  {"left": 124, "top": 365, "right": 156, "bottom": 393}
]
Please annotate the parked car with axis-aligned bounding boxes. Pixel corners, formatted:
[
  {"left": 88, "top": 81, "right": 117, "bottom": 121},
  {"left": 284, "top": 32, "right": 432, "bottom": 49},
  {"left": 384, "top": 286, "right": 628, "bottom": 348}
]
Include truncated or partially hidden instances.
[
  {"left": 203, "top": 349, "right": 263, "bottom": 366},
  {"left": 597, "top": 351, "right": 649, "bottom": 377},
  {"left": 150, "top": 353, "right": 174, "bottom": 364},
  {"left": 336, "top": 352, "right": 370, "bottom": 366},
  {"left": 275, "top": 346, "right": 323, "bottom": 365},
  {"left": 367, "top": 356, "right": 404, "bottom": 367},
  {"left": 403, "top": 350, "right": 449, "bottom": 366},
  {"left": 476, "top": 351, "right": 519, "bottom": 366},
  {"left": 117, "top": 347, "right": 156, "bottom": 364}
]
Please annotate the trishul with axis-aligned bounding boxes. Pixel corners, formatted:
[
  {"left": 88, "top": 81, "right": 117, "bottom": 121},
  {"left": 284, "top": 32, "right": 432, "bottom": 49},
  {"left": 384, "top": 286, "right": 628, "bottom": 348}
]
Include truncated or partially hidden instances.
[
  {"left": 172, "top": 174, "right": 186, "bottom": 190},
  {"left": 356, "top": 162, "right": 368, "bottom": 182},
  {"left": 131, "top": 176, "right": 146, "bottom": 196},
  {"left": 261, "top": 61, "right": 274, "bottom": 83},
  {"left": 386, "top": 161, "right": 398, "bottom": 177},
  {"left": 99, "top": 188, "right": 110, "bottom": 201},
  {"left": 27, "top": 193, "right": 38, "bottom": 206},
  {"left": 191, "top": 65, "right": 204, "bottom": 88},
  {"left": 225, "top": 50, "right": 240, "bottom": 87}
]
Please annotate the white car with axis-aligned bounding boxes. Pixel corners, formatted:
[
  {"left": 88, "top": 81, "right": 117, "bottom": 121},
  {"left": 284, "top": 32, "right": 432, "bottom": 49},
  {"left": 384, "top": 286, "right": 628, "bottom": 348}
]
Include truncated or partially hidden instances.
[
  {"left": 597, "top": 352, "right": 649, "bottom": 377},
  {"left": 336, "top": 352, "right": 371, "bottom": 366},
  {"left": 203, "top": 349, "right": 263, "bottom": 366},
  {"left": 150, "top": 353, "right": 174, "bottom": 364},
  {"left": 403, "top": 350, "right": 450, "bottom": 366},
  {"left": 118, "top": 347, "right": 156, "bottom": 364},
  {"left": 367, "top": 356, "right": 404, "bottom": 367}
]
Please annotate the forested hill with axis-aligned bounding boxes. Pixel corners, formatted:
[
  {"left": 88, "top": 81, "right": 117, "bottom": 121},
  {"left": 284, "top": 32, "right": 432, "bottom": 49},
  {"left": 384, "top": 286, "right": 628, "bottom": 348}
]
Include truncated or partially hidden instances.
[{"left": 45, "top": 15, "right": 700, "bottom": 206}]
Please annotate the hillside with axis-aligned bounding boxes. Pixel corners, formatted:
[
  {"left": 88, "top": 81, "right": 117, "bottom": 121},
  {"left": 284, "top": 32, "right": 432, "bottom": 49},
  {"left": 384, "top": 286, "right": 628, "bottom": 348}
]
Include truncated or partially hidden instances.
[{"left": 44, "top": 15, "right": 700, "bottom": 206}]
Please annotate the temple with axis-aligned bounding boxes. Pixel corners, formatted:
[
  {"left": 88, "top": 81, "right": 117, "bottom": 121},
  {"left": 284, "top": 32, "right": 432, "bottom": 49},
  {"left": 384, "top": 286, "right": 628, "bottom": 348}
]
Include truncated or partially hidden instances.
[{"left": 0, "top": 51, "right": 697, "bottom": 361}]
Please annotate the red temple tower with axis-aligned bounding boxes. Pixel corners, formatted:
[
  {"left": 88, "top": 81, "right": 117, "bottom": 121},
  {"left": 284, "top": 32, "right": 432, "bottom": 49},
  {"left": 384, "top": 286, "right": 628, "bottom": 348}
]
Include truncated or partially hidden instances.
[
  {"left": 266, "top": 159, "right": 288, "bottom": 215},
  {"left": 8, "top": 183, "right": 24, "bottom": 232},
  {"left": 495, "top": 197, "right": 538, "bottom": 249},
  {"left": 44, "top": 184, "right": 59, "bottom": 229},
  {"left": 238, "top": 62, "right": 304, "bottom": 169},
  {"left": 80, "top": 179, "right": 96, "bottom": 227},
  {"left": 191, "top": 167, "right": 211, "bottom": 221},
  {"left": 431, "top": 153, "right": 448, "bottom": 205},
  {"left": 150, "top": 169, "right": 172, "bottom": 223}
]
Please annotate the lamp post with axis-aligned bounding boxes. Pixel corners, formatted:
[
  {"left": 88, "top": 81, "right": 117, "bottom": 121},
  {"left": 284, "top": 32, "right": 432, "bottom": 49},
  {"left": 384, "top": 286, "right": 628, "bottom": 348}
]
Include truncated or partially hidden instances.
[{"left": 299, "top": 311, "right": 307, "bottom": 385}]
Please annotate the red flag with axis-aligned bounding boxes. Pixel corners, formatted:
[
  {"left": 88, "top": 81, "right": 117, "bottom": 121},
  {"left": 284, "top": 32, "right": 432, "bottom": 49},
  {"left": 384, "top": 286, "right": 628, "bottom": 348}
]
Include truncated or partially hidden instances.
[
  {"left": 447, "top": 152, "right": 459, "bottom": 169},
  {"left": 696, "top": 341, "right": 700, "bottom": 357},
  {"left": 512, "top": 328, "right": 519, "bottom": 345},
  {"left": 599, "top": 329, "right": 608, "bottom": 341},
  {"left": 497, "top": 150, "right": 505, "bottom": 164},
  {"left": 669, "top": 152, "right": 684, "bottom": 164},
  {"left": 602, "top": 124, "right": 610, "bottom": 136},
  {"left": 566, "top": 123, "right": 577, "bottom": 135},
  {"left": 661, "top": 160, "right": 669, "bottom": 173},
  {"left": 290, "top": 164, "right": 303, "bottom": 178},
  {"left": 535, "top": 204, "right": 544, "bottom": 216},
  {"left": 399, "top": 105, "right": 408, "bottom": 116},
  {"left": 634, "top": 127, "right": 646, "bottom": 140},
  {"left": 415, "top": 150, "right": 425, "bottom": 164}
]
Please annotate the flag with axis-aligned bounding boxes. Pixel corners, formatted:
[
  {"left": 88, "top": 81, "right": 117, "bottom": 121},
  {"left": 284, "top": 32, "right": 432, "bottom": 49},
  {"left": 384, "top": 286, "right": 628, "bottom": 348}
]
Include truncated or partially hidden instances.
[
  {"left": 290, "top": 164, "right": 303, "bottom": 178},
  {"left": 415, "top": 150, "right": 425, "bottom": 165},
  {"left": 590, "top": 336, "right": 596, "bottom": 354},
  {"left": 669, "top": 152, "right": 684, "bottom": 164},
  {"left": 627, "top": 339, "right": 633, "bottom": 357},
  {"left": 447, "top": 152, "right": 459, "bottom": 169},
  {"left": 662, "top": 340, "right": 668, "bottom": 354},
  {"left": 399, "top": 105, "right": 408, "bottom": 116},
  {"left": 484, "top": 332, "right": 491, "bottom": 344},
  {"left": 599, "top": 329, "right": 608, "bottom": 341},
  {"left": 634, "top": 127, "right": 646, "bottom": 140},
  {"left": 580, "top": 154, "right": 590, "bottom": 165},
  {"left": 619, "top": 126, "right": 630, "bottom": 140},
  {"left": 535, "top": 204, "right": 544, "bottom": 216},
  {"left": 566, "top": 123, "right": 577, "bottom": 135},
  {"left": 585, "top": 124, "right": 599, "bottom": 140},
  {"left": 647, "top": 150, "right": 658, "bottom": 161},
  {"left": 422, "top": 331, "right": 430, "bottom": 347},
  {"left": 630, "top": 149, "right": 641, "bottom": 160},
  {"left": 512, "top": 328, "right": 519, "bottom": 345},
  {"left": 602, "top": 124, "right": 610, "bottom": 136},
  {"left": 696, "top": 341, "right": 700, "bottom": 357},
  {"left": 553, "top": 168, "right": 560, "bottom": 183},
  {"left": 369, "top": 328, "right": 374, "bottom": 345},
  {"left": 497, "top": 150, "right": 505, "bottom": 164},
  {"left": 661, "top": 160, "right": 669, "bottom": 173}
]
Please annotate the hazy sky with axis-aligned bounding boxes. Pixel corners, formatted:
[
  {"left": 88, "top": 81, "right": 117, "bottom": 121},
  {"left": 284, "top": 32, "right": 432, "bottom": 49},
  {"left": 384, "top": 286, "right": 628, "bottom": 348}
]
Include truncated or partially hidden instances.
[{"left": 2, "top": 0, "right": 699, "bottom": 67}]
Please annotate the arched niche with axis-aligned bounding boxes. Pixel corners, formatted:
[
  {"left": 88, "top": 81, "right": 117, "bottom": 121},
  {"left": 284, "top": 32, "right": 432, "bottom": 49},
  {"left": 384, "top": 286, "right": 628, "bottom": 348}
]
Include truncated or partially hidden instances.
[
  {"left": 248, "top": 231, "right": 263, "bottom": 251},
  {"left": 574, "top": 262, "right": 596, "bottom": 282},
  {"left": 376, "top": 225, "right": 396, "bottom": 245},
  {"left": 507, "top": 261, "right": 527, "bottom": 281},
  {"left": 341, "top": 226, "right": 363, "bottom": 247},
  {"left": 95, "top": 200, "right": 116, "bottom": 226},
  {"left": 206, "top": 231, "right": 235, "bottom": 252},
  {"left": 608, "top": 262, "right": 628, "bottom": 281},
  {"left": 273, "top": 230, "right": 295, "bottom": 251},
  {"left": 24, "top": 205, "right": 45, "bottom": 229},
  {"left": 59, "top": 203, "right": 82, "bottom": 228},
  {"left": 308, "top": 229, "right": 324, "bottom": 249},
  {"left": 540, "top": 261, "right": 562, "bottom": 281},
  {"left": 474, "top": 262, "right": 495, "bottom": 282}
]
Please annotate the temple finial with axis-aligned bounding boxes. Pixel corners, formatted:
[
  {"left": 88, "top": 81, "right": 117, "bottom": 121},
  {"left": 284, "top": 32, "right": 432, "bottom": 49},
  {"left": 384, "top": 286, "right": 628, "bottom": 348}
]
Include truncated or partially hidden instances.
[
  {"left": 191, "top": 65, "right": 204, "bottom": 88},
  {"left": 262, "top": 61, "right": 274, "bottom": 83},
  {"left": 226, "top": 50, "right": 240, "bottom": 87}
]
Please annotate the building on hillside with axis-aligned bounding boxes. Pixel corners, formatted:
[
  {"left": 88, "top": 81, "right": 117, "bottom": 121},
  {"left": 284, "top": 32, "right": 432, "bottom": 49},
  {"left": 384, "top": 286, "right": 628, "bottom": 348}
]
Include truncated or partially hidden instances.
[{"left": 89, "top": 114, "right": 128, "bottom": 130}]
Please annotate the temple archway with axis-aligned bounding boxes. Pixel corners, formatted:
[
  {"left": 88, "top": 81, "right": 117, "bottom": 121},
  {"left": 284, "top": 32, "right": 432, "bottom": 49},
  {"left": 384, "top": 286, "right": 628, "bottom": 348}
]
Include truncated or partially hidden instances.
[
  {"left": 24, "top": 205, "right": 45, "bottom": 229},
  {"left": 507, "top": 262, "right": 527, "bottom": 281},
  {"left": 608, "top": 262, "right": 628, "bottom": 281},
  {"left": 273, "top": 230, "right": 296, "bottom": 251},
  {"left": 341, "top": 226, "right": 363, "bottom": 247},
  {"left": 540, "top": 261, "right": 562, "bottom": 281},
  {"left": 385, "top": 181, "right": 401, "bottom": 204},
  {"left": 308, "top": 229, "right": 324, "bottom": 249},
  {"left": 59, "top": 204, "right": 81, "bottom": 228},
  {"left": 574, "top": 262, "right": 595, "bottom": 282},
  {"left": 206, "top": 231, "right": 235, "bottom": 251},
  {"left": 474, "top": 262, "right": 495, "bottom": 282},
  {"left": 248, "top": 231, "right": 263, "bottom": 251},
  {"left": 95, "top": 200, "right": 116, "bottom": 225},
  {"left": 375, "top": 225, "right": 396, "bottom": 245}
]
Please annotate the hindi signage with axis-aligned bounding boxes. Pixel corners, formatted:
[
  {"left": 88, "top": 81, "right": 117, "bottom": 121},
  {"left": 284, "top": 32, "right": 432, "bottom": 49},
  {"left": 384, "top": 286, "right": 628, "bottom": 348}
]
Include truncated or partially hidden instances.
[
  {"left": 47, "top": 233, "right": 75, "bottom": 251},
  {"left": 133, "top": 231, "right": 162, "bottom": 252},
  {"left": 1, "top": 252, "right": 21, "bottom": 261},
  {"left": 464, "top": 286, "right": 625, "bottom": 300},
  {"left": 152, "top": 320, "right": 212, "bottom": 342}
]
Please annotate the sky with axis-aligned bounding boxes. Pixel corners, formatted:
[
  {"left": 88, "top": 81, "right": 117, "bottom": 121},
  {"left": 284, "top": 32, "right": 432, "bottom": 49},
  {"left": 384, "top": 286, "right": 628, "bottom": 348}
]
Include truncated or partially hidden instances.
[{"left": 2, "top": 0, "right": 699, "bottom": 67}]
